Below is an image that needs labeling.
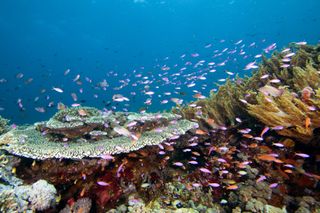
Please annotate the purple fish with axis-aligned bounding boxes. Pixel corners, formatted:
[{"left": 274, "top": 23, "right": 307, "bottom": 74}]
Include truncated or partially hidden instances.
[{"left": 199, "top": 168, "right": 212, "bottom": 174}]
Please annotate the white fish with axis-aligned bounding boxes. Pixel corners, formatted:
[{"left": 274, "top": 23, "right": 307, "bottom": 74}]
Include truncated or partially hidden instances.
[
  {"left": 269, "top": 79, "right": 281, "bottom": 83},
  {"left": 173, "top": 162, "right": 184, "bottom": 167},
  {"left": 295, "top": 153, "right": 310, "bottom": 158},
  {"left": 64, "top": 69, "right": 70, "bottom": 75},
  {"left": 52, "top": 87, "right": 64, "bottom": 93},
  {"left": 73, "top": 74, "right": 80, "bottom": 82},
  {"left": 187, "top": 82, "right": 196, "bottom": 88},
  {"left": 113, "top": 126, "right": 133, "bottom": 138},
  {"left": 35, "top": 107, "right": 45, "bottom": 113},
  {"left": 208, "top": 182, "right": 220, "bottom": 187},
  {"left": 126, "top": 121, "right": 137, "bottom": 127},
  {"left": 244, "top": 61, "right": 258, "bottom": 70},
  {"left": 284, "top": 52, "right": 295, "bottom": 58},
  {"left": 295, "top": 41, "right": 307, "bottom": 45},
  {"left": 145, "top": 91, "right": 155, "bottom": 95},
  {"left": 188, "top": 160, "right": 198, "bottom": 165},
  {"left": 281, "top": 48, "right": 290, "bottom": 53},
  {"left": 113, "top": 94, "right": 130, "bottom": 102}
]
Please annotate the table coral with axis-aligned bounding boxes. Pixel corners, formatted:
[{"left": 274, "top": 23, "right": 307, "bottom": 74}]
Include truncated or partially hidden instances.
[{"left": 0, "top": 116, "right": 195, "bottom": 159}]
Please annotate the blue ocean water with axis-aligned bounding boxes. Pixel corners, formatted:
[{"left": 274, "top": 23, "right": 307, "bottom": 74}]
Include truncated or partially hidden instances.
[{"left": 0, "top": 0, "right": 319, "bottom": 124}]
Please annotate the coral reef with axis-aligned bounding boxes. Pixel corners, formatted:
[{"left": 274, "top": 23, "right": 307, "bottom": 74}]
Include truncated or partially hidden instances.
[
  {"left": 178, "top": 44, "right": 320, "bottom": 143},
  {"left": 1, "top": 44, "right": 320, "bottom": 212},
  {"left": 60, "top": 197, "right": 92, "bottom": 213},
  {"left": 0, "top": 115, "right": 9, "bottom": 135},
  {"left": 0, "top": 179, "right": 57, "bottom": 212},
  {"left": 0, "top": 150, "right": 22, "bottom": 186}
]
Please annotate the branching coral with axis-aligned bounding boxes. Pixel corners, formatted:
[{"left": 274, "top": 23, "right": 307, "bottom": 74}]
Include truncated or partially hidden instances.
[
  {"left": 178, "top": 43, "right": 320, "bottom": 143},
  {"left": 0, "top": 116, "right": 9, "bottom": 135},
  {"left": 246, "top": 90, "right": 319, "bottom": 143}
]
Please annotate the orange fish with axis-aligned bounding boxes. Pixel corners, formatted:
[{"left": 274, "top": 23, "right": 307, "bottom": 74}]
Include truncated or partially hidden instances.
[
  {"left": 193, "top": 93, "right": 206, "bottom": 99},
  {"left": 260, "top": 126, "right": 270, "bottom": 137},
  {"left": 242, "top": 134, "right": 253, "bottom": 139},
  {"left": 248, "top": 143, "right": 258, "bottom": 148},
  {"left": 305, "top": 117, "right": 311, "bottom": 128},
  {"left": 226, "top": 184, "right": 238, "bottom": 190},
  {"left": 78, "top": 109, "right": 87, "bottom": 116},
  {"left": 80, "top": 188, "right": 85, "bottom": 197},
  {"left": 257, "top": 154, "right": 277, "bottom": 162},
  {"left": 273, "top": 159, "right": 283, "bottom": 164},
  {"left": 195, "top": 129, "right": 208, "bottom": 135},
  {"left": 206, "top": 118, "right": 215, "bottom": 126},
  {"left": 258, "top": 145, "right": 273, "bottom": 152}
]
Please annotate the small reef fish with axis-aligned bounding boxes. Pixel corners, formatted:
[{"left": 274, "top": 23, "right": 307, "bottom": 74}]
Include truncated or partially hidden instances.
[
  {"left": 199, "top": 168, "right": 212, "bottom": 174},
  {"left": 208, "top": 183, "right": 220, "bottom": 187},
  {"left": 100, "top": 154, "right": 115, "bottom": 161},
  {"left": 269, "top": 183, "right": 278, "bottom": 188},
  {"left": 78, "top": 109, "right": 87, "bottom": 116},
  {"left": 113, "top": 94, "right": 130, "bottom": 102},
  {"left": 244, "top": 61, "right": 258, "bottom": 70},
  {"left": 295, "top": 153, "right": 310, "bottom": 158},
  {"left": 226, "top": 184, "right": 238, "bottom": 190},
  {"left": 52, "top": 87, "right": 64, "bottom": 93},
  {"left": 256, "top": 175, "right": 266, "bottom": 183},
  {"left": 173, "top": 162, "right": 184, "bottom": 167},
  {"left": 260, "top": 126, "right": 270, "bottom": 137},
  {"left": 113, "top": 126, "right": 137, "bottom": 141},
  {"left": 97, "top": 181, "right": 110, "bottom": 186}
]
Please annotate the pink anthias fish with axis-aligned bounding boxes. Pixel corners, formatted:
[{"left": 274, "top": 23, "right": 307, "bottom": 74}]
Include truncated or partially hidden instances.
[
  {"left": 295, "top": 153, "right": 310, "bottom": 158},
  {"left": 97, "top": 181, "right": 110, "bottom": 186},
  {"left": 116, "top": 162, "right": 125, "bottom": 178},
  {"left": 100, "top": 154, "right": 115, "bottom": 161},
  {"left": 173, "top": 162, "right": 184, "bottom": 167},
  {"left": 256, "top": 175, "right": 267, "bottom": 183},
  {"left": 264, "top": 43, "right": 277, "bottom": 53},
  {"left": 188, "top": 160, "right": 198, "bottom": 165},
  {"left": 199, "top": 168, "right": 212, "bottom": 174},
  {"left": 244, "top": 61, "right": 258, "bottom": 70},
  {"left": 208, "top": 182, "right": 220, "bottom": 187},
  {"left": 35, "top": 107, "right": 46, "bottom": 113}
]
